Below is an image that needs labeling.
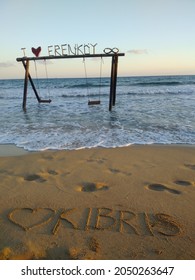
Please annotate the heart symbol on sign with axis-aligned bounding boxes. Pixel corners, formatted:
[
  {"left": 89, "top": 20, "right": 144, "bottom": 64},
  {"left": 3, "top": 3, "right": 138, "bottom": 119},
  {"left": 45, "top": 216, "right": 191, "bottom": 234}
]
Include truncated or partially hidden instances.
[
  {"left": 31, "top": 46, "right": 41, "bottom": 57},
  {"left": 8, "top": 208, "right": 56, "bottom": 231}
]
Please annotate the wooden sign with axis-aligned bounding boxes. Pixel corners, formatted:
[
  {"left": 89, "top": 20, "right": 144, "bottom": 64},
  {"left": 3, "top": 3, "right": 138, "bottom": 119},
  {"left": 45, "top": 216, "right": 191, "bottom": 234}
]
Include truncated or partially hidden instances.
[
  {"left": 48, "top": 43, "right": 98, "bottom": 56},
  {"left": 21, "top": 44, "right": 119, "bottom": 58},
  {"left": 21, "top": 43, "right": 98, "bottom": 57}
]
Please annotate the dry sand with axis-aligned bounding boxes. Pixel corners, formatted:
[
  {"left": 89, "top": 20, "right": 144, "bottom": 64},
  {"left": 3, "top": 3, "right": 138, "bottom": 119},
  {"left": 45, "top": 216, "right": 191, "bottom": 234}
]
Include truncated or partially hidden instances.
[{"left": 0, "top": 145, "right": 194, "bottom": 260}]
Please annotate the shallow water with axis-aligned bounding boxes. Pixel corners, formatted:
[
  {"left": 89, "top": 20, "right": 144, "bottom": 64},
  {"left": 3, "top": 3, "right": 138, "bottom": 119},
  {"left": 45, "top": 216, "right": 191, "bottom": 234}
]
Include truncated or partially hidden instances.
[{"left": 0, "top": 75, "right": 195, "bottom": 151}]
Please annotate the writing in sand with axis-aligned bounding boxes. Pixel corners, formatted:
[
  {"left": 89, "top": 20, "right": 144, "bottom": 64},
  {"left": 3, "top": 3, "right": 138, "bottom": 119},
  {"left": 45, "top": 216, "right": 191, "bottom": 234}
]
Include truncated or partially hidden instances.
[{"left": 7, "top": 207, "right": 183, "bottom": 237}]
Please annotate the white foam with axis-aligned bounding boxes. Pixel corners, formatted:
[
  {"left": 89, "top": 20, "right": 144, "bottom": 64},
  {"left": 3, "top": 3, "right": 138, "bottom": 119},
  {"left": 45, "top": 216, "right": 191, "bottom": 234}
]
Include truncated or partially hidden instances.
[{"left": 1, "top": 76, "right": 195, "bottom": 151}]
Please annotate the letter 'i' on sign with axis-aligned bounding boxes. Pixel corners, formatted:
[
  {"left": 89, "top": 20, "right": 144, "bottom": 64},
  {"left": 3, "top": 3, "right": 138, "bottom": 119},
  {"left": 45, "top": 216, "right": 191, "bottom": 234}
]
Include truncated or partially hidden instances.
[{"left": 21, "top": 48, "right": 26, "bottom": 56}]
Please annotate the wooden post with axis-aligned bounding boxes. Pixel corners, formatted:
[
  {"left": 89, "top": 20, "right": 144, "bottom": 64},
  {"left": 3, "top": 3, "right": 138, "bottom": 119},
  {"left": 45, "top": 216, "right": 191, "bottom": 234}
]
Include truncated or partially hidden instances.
[
  {"left": 109, "top": 56, "right": 114, "bottom": 111},
  {"left": 22, "top": 60, "right": 41, "bottom": 102},
  {"left": 23, "top": 60, "right": 29, "bottom": 110},
  {"left": 22, "top": 61, "right": 51, "bottom": 105},
  {"left": 113, "top": 55, "right": 118, "bottom": 106},
  {"left": 109, "top": 55, "right": 118, "bottom": 111}
]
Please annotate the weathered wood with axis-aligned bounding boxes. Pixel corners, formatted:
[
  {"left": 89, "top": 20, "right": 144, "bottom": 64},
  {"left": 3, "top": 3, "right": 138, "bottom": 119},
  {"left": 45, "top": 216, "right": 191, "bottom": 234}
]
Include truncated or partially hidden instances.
[
  {"left": 17, "top": 53, "right": 125, "bottom": 62},
  {"left": 112, "top": 55, "right": 118, "bottom": 106},
  {"left": 22, "top": 61, "right": 41, "bottom": 102},
  {"left": 22, "top": 61, "right": 51, "bottom": 105},
  {"left": 88, "top": 100, "right": 101, "bottom": 105},
  {"left": 23, "top": 60, "right": 29, "bottom": 110},
  {"left": 109, "top": 57, "right": 114, "bottom": 111},
  {"left": 17, "top": 52, "right": 125, "bottom": 111},
  {"left": 39, "top": 99, "right": 52, "bottom": 103},
  {"left": 109, "top": 55, "right": 119, "bottom": 110}
]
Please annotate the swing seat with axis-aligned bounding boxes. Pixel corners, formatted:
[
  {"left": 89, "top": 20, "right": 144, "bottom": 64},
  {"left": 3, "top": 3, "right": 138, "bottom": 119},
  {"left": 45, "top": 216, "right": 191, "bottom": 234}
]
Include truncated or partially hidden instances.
[
  {"left": 39, "top": 99, "right": 52, "bottom": 103},
  {"left": 88, "top": 100, "right": 101, "bottom": 105}
]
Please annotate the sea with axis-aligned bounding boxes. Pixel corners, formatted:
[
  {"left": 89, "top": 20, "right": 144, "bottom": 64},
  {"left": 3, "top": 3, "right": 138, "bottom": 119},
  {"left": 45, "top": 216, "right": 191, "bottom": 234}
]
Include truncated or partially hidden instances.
[{"left": 0, "top": 75, "right": 195, "bottom": 151}]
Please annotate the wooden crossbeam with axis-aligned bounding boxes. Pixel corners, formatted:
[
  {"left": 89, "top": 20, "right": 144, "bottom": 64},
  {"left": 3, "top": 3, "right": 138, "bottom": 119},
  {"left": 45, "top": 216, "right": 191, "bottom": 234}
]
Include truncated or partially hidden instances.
[{"left": 16, "top": 53, "right": 125, "bottom": 62}]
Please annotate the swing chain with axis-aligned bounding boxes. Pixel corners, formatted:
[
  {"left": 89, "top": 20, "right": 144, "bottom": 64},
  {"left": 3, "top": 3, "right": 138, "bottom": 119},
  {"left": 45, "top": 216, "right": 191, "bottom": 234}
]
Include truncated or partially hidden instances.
[
  {"left": 83, "top": 57, "right": 90, "bottom": 100},
  {"left": 33, "top": 59, "right": 51, "bottom": 103},
  {"left": 44, "top": 59, "right": 51, "bottom": 98},
  {"left": 98, "top": 56, "right": 104, "bottom": 100},
  {"left": 83, "top": 56, "right": 103, "bottom": 105},
  {"left": 34, "top": 60, "right": 40, "bottom": 95}
]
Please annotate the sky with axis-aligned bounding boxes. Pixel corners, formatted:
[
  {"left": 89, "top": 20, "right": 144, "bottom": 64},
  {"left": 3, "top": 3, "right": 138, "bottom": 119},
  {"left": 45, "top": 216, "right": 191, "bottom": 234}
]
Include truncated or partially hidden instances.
[{"left": 0, "top": 0, "right": 195, "bottom": 79}]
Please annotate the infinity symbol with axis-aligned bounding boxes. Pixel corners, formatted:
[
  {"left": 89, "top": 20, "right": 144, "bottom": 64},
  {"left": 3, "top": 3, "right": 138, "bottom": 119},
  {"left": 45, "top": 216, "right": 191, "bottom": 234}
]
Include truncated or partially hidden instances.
[{"left": 103, "top": 48, "right": 119, "bottom": 54}]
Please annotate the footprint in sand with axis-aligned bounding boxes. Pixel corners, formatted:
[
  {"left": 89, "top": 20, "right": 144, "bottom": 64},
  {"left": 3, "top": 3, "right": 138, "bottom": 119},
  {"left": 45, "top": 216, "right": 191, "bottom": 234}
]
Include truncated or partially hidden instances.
[
  {"left": 109, "top": 168, "right": 131, "bottom": 176},
  {"left": 87, "top": 158, "right": 107, "bottom": 164},
  {"left": 47, "top": 169, "right": 58, "bottom": 175},
  {"left": 76, "top": 182, "right": 109, "bottom": 192},
  {"left": 88, "top": 237, "right": 100, "bottom": 253},
  {"left": 109, "top": 168, "right": 121, "bottom": 174},
  {"left": 69, "top": 237, "right": 100, "bottom": 260},
  {"left": 146, "top": 183, "right": 181, "bottom": 195},
  {"left": 24, "top": 174, "right": 46, "bottom": 183},
  {"left": 0, "top": 169, "right": 11, "bottom": 175},
  {"left": 184, "top": 164, "right": 195, "bottom": 170},
  {"left": 174, "top": 180, "right": 192, "bottom": 186}
]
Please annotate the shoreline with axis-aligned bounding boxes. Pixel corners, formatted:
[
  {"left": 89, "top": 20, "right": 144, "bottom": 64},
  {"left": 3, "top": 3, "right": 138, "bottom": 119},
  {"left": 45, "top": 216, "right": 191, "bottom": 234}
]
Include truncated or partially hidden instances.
[
  {"left": 0, "top": 144, "right": 30, "bottom": 157},
  {"left": 1, "top": 143, "right": 195, "bottom": 157}
]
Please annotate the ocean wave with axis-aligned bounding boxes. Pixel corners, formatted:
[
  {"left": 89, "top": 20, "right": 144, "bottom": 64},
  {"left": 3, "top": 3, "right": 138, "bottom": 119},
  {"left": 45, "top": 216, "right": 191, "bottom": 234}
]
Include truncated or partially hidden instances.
[
  {"left": 3, "top": 132, "right": 195, "bottom": 152},
  {"left": 122, "top": 76, "right": 195, "bottom": 87},
  {"left": 1, "top": 75, "right": 195, "bottom": 152},
  {"left": 132, "top": 81, "right": 181, "bottom": 86},
  {"left": 61, "top": 92, "right": 109, "bottom": 98},
  {"left": 55, "top": 80, "right": 191, "bottom": 89},
  {"left": 127, "top": 90, "right": 194, "bottom": 96},
  {"left": 54, "top": 83, "right": 108, "bottom": 89}
]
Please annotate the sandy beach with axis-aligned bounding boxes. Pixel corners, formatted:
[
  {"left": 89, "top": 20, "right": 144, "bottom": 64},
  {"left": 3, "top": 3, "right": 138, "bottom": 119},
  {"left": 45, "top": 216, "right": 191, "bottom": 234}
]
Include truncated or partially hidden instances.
[{"left": 0, "top": 145, "right": 194, "bottom": 260}]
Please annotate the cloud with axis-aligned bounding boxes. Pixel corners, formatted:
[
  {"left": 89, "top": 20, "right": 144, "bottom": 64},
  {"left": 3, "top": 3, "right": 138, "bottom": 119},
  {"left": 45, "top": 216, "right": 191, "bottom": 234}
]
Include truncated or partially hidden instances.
[
  {"left": 127, "top": 49, "right": 148, "bottom": 55},
  {"left": 0, "top": 62, "right": 15, "bottom": 68}
]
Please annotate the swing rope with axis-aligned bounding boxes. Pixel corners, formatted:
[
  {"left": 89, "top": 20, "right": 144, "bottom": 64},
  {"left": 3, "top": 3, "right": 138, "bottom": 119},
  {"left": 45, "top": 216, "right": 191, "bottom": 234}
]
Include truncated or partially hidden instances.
[
  {"left": 83, "top": 57, "right": 103, "bottom": 105},
  {"left": 98, "top": 56, "right": 104, "bottom": 101},
  {"left": 44, "top": 59, "right": 51, "bottom": 99},
  {"left": 83, "top": 57, "right": 90, "bottom": 101},
  {"left": 34, "top": 60, "right": 41, "bottom": 96},
  {"left": 33, "top": 60, "right": 51, "bottom": 103}
]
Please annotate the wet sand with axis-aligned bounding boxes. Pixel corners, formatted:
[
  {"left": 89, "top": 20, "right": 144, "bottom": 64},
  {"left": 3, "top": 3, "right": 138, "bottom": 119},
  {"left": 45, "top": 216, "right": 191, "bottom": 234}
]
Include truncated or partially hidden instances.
[{"left": 0, "top": 145, "right": 195, "bottom": 260}]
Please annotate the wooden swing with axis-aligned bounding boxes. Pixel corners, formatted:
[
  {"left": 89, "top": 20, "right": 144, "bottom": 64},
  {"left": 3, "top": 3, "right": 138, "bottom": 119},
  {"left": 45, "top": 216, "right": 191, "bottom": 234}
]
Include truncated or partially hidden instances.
[
  {"left": 33, "top": 59, "right": 52, "bottom": 103},
  {"left": 17, "top": 50, "right": 125, "bottom": 111},
  {"left": 83, "top": 57, "right": 103, "bottom": 106}
]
